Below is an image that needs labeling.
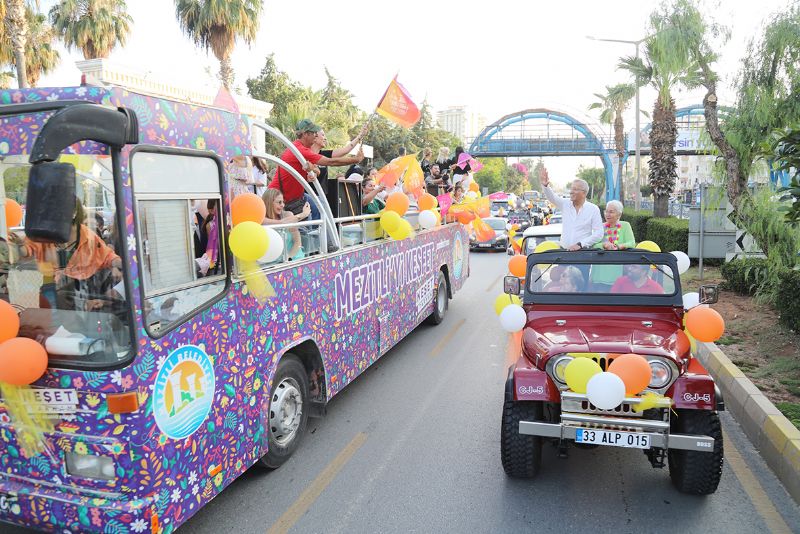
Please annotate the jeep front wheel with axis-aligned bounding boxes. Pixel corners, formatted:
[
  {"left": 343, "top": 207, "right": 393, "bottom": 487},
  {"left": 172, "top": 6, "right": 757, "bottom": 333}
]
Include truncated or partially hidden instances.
[
  {"left": 668, "top": 409, "right": 723, "bottom": 495},
  {"left": 501, "top": 400, "right": 543, "bottom": 478}
]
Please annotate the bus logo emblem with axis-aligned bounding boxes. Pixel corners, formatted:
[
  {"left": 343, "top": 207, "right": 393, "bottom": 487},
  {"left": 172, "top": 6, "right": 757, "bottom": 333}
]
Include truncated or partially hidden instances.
[{"left": 153, "top": 345, "right": 215, "bottom": 439}]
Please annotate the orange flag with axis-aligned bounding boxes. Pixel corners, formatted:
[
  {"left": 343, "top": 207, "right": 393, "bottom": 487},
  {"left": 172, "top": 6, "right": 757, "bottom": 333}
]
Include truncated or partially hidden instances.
[
  {"left": 376, "top": 77, "right": 421, "bottom": 128},
  {"left": 472, "top": 216, "right": 496, "bottom": 242},
  {"left": 402, "top": 158, "right": 424, "bottom": 199}
]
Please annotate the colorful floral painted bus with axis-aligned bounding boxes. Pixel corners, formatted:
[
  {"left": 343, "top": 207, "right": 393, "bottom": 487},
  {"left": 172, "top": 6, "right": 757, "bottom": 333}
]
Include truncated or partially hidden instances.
[{"left": 0, "top": 85, "right": 469, "bottom": 533}]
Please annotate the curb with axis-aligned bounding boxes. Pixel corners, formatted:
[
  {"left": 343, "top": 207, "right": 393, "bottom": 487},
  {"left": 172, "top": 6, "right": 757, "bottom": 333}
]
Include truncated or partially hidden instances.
[{"left": 696, "top": 341, "right": 800, "bottom": 505}]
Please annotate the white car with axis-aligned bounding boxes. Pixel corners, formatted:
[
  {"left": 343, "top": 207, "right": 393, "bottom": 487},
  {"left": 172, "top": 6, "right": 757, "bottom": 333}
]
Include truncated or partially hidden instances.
[{"left": 508, "top": 223, "right": 563, "bottom": 255}]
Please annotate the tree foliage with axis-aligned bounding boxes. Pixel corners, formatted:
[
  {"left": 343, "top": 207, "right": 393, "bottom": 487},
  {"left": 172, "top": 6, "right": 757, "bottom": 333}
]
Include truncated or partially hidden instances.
[
  {"left": 1, "top": 5, "right": 60, "bottom": 87},
  {"left": 576, "top": 165, "right": 606, "bottom": 203},
  {"left": 765, "top": 125, "right": 800, "bottom": 226},
  {"left": 175, "top": 0, "right": 263, "bottom": 89},
  {"left": 49, "top": 0, "right": 132, "bottom": 59},
  {"left": 589, "top": 83, "right": 635, "bottom": 200}
]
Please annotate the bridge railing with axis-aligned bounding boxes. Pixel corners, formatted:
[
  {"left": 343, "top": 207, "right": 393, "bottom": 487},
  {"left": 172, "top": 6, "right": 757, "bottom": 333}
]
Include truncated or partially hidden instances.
[{"left": 468, "top": 137, "right": 614, "bottom": 156}]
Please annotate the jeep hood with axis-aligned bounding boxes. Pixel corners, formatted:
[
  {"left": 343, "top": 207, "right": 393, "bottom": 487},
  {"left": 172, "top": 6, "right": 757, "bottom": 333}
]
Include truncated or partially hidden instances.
[{"left": 526, "top": 311, "right": 683, "bottom": 358}]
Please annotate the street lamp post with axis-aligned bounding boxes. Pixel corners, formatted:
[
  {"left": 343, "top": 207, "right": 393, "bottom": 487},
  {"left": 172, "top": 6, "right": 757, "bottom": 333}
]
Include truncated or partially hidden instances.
[{"left": 586, "top": 35, "right": 649, "bottom": 211}]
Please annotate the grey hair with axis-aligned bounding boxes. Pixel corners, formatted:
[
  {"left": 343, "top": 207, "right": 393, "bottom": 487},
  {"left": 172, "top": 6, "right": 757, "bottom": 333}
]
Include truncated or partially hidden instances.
[
  {"left": 572, "top": 178, "right": 590, "bottom": 193},
  {"left": 606, "top": 200, "right": 624, "bottom": 214}
]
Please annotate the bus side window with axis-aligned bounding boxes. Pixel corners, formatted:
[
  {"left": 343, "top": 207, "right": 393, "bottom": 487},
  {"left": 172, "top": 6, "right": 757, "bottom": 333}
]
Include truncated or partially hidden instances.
[{"left": 131, "top": 151, "right": 226, "bottom": 337}]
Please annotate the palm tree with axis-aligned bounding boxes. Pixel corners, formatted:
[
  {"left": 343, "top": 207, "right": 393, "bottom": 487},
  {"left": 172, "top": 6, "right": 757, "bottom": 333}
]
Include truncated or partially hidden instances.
[
  {"left": 174, "top": 0, "right": 263, "bottom": 90},
  {"left": 589, "top": 83, "right": 636, "bottom": 202},
  {"left": 49, "top": 0, "right": 132, "bottom": 60},
  {"left": 4, "top": 0, "right": 31, "bottom": 88},
  {"left": 1, "top": 4, "right": 59, "bottom": 87},
  {"left": 619, "top": 15, "right": 700, "bottom": 217}
]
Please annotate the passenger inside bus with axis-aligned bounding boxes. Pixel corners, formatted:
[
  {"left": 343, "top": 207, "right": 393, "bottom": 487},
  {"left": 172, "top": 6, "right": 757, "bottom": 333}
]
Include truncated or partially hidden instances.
[
  {"left": 196, "top": 199, "right": 221, "bottom": 277},
  {"left": 362, "top": 176, "right": 386, "bottom": 215},
  {"left": 262, "top": 188, "right": 306, "bottom": 261},
  {"left": 610, "top": 264, "right": 665, "bottom": 294}
]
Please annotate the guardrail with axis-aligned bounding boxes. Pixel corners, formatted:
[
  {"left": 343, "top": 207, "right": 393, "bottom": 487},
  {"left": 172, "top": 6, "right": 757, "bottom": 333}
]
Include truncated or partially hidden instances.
[{"left": 623, "top": 200, "right": 692, "bottom": 219}]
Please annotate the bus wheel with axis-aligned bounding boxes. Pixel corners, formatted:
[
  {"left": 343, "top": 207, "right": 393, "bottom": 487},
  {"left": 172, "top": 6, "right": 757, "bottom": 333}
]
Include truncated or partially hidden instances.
[
  {"left": 259, "top": 355, "right": 309, "bottom": 469},
  {"left": 426, "top": 270, "right": 448, "bottom": 325}
]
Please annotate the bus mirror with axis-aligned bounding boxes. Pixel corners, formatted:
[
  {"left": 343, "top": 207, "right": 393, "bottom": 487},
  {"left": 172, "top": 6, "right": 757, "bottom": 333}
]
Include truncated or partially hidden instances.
[
  {"left": 25, "top": 162, "right": 76, "bottom": 243},
  {"left": 504, "top": 275, "right": 521, "bottom": 295},
  {"left": 699, "top": 284, "right": 719, "bottom": 305}
]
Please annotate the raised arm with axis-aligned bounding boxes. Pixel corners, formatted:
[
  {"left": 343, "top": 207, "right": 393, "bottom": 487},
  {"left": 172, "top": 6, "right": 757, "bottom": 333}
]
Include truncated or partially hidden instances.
[
  {"left": 538, "top": 167, "right": 566, "bottom": 211},
  {"left": 317, "top": 147, "right": 364, "bottom": 167}
]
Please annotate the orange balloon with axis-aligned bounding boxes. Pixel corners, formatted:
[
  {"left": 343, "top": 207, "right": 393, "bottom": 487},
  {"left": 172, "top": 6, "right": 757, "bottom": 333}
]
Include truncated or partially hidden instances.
[
  {"left": 231, "top": 193, "right": 266, "bottom": 226},
  {"left": 685, "top": 306, "right": 725, "bottom": 342},
  {"left": 385, "top": 192, "right": 409, "bottom": 216},
  {"left": 5, "top": 199, "right": 22, "bottom": 227},
  {"left": 418, "top": 193, "right": 437, "bottom": 211},
  {"left": 608, "top": 353, "right": 651, "bottom": 396},
  {"left": 0, "top": 338, "right": 48, "bottom": 385},
  {"left": 0, "top": 300, "right": 19, "bottom": 343},
  {"left": 469, "top": 182, "right": 479, "bottom": 192},
  {"left": 456, "top": 211, "right": 475, "bottom": 224},
  {"left": 675, "top": 329, "right": 690, "bottom": 356},
  {"left": 508, "top": 255, "right": 526, "bottom": 277}
]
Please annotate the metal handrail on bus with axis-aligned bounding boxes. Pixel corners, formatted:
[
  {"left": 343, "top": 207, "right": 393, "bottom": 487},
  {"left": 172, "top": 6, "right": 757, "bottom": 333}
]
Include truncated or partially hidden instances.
[{"left": 250, "top": 121, "right": 341, "bottom": 251}]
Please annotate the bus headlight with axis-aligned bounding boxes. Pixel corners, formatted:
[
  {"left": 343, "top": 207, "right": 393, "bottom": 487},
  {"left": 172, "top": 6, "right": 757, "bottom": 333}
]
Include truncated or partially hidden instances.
[
  {"left": 552, "top": 355, "right": 573, "bottom": 384},
  {"left": 648, "top": 360, "right": 672, "bottom": 389},
  {"left": 65, "top": 452, "right": 116, "bottom": 481}
]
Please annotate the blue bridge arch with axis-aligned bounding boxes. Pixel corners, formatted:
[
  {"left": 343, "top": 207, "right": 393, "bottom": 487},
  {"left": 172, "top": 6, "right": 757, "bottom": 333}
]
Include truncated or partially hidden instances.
[{"left": 469, "top": 108, "right": 626, "bottom": 201}]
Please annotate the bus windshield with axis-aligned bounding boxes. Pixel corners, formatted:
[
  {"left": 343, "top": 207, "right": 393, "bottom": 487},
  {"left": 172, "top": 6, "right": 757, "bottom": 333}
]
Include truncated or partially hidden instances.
[{"left": 1, "top": 153, "right": 132, "bottom": 368}]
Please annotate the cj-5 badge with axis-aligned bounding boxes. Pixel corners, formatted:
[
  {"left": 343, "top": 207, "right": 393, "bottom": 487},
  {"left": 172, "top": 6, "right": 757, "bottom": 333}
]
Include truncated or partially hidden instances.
[{"left": 153, "top": 345, "right": 215, "bottom": 439}]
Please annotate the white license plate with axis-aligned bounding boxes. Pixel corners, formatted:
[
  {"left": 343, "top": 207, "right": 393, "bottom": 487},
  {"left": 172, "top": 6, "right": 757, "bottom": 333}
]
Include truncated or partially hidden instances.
[
  {"left": 479, "top": 243, "right": 492, "bottom": 248},
  {"left": 0, "top": 492, "right": 17, "bottom": 512},
  {"left": 575, "top": 428, "right": 650, "bottom": 449}
]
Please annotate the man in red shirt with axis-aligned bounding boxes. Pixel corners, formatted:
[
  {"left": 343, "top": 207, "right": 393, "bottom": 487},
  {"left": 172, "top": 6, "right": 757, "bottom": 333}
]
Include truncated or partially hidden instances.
[
  {"left": 610, "top": 264, "right": 665, "bottom": 294},
  {"left": 269, "top": 119, "right": 364, "bottom": 218}
]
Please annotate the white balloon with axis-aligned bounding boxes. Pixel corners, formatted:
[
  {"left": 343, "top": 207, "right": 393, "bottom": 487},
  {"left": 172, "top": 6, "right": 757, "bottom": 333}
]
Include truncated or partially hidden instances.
[
  {"left": 683, "top": 292, "right": 700, "bottom": 310},
  {"left": 260, "top": 226, "right": 285, "bottom": 263},
  {"left": 419, "top": 210, "right": 437, "bottom": 229},
  {"left": 499, "top": 304, "right": 527, "bottom": 332},
  {"left": 586, "top": 372, "right": 626, "bottom": 410},
  {"left": 671, "top": 250, "right": 691, "bottom": 275}
]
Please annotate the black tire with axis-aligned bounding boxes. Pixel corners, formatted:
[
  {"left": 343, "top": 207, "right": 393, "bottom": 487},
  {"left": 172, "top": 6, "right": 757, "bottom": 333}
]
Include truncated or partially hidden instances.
[
  {"left": 668, "top": 409, "right": 723, "bottom": 495},
  {"left": 425, "top": 270, "right": 448, "bottom": 325},
  {"left": 259, "top": 355, "right": 309, "bottom": 469},
  {"left": 501, "top": 400, "right": 543, "bottom": 478}
]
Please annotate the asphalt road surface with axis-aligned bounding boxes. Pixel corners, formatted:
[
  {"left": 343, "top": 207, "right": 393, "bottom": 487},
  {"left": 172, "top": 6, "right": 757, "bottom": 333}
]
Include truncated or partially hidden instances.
[{"left": 4, "top": 252, "right": 800, "bottom": 534}]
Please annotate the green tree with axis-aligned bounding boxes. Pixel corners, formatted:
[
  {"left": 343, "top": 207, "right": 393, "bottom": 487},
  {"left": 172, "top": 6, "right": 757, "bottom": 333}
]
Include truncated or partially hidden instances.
[
  {"left": 474, "top": 158, "right": 505, "bottom": 193},
  {"left": 505, "top": 164, "right": 529, "bottom": 195},
  {"left": 1, "top": 6, "right": 60, "bottom": 87},
  {"left": 49, "top": 0, "right": 132, "bottom": 59},
  {"left": 588, "top": 83, "right": 636, "bottom": 201},
  {"left": 765, "top": 125, "right": 800, "bottom": 226},
  {"left": 619, "top": 8, "right": 700, "bottom": 217},
  {"left": 175, "top": 0, "right": 262, "bottom": 89},
  {"left": 4, "top": 0, "right": 31, "bottom": 87},
  {"left": 576, "top": 165, "right": 606, "bottom": 203}
]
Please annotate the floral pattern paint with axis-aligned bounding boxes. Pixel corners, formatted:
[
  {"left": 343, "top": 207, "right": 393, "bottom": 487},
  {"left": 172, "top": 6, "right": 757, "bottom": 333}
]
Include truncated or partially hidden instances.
[{"left": 0, "top": 86, "right": 469, "bottom": 533}]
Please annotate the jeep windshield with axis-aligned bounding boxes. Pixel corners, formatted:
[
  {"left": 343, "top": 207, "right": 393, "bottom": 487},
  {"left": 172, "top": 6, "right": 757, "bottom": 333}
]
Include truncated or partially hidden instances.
[
  {"left": 528, "top": 256, "right": 678, "bottom": 296},
  {"left": 0, "top": 144, "right": 133, "bottom": 369}
]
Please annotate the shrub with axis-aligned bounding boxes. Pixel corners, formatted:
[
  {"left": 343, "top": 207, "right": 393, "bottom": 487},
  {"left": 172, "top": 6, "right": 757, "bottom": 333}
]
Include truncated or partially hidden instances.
[
  {"left": 646, "top": 217, "right": 689, "bottom": 253},
  {"left": 776, "top": 268, "right": 800, "bottom": 332},
  {"left": 621, "top": 210, "right": 653, "bottom": 243},
  {"left": 720, "top": 258, "right": 771, "bottom": 295}
]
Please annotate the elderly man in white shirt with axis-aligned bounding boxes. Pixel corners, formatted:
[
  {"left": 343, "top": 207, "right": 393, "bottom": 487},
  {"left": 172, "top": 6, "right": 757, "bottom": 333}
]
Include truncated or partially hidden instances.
[{"left": 540, "top": 169, "right": 604, "bottom": 251}]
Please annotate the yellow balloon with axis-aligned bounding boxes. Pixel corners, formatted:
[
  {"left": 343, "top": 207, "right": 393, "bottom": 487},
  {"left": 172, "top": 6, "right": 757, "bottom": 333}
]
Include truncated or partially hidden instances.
[
  {"left": 494, "top": 293, "right": 521, "bottom": 315},
  {"left": 637, "top": 240, "right": 661, "bottom": 252},
  {"left": 59, "top": 154, "right": 94, "bottom": 172},
  {"left": 380, "top": 211, "right": 402, "bottom": 233},
  {"left": 229, "top": 222, "right": 269, "bottom": 261},
  {"left": 686, "top": 330, "right": 698, "bottom": 354},
  {"left": 564, "top": 357, "right": 603, "bottom": 394},
  {"left": 509, "top": 229, "right": 517, "bottom": 238},
  {"left": 535, "top": 241, "right": 559, "bottom": 253}
]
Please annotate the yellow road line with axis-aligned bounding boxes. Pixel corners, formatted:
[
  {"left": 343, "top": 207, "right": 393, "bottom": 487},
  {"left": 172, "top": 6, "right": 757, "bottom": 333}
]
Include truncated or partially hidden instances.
[
  {"left": 430, "top": 318, "right": 466, "bottom": 358},
  {"left": 722, "top": 428, "right": 792, "bottom": 534},
  {"left": 267, "top": 432, "right": 368, "bottom": 534},
  {"left": 486, "top": 274, "right": 503, "bottom": 292}
]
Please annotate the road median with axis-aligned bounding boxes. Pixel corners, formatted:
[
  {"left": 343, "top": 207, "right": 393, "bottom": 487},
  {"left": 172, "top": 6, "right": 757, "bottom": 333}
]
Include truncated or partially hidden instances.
[{"left": 696, "top": 341, "right": 800, "bottom": 505}]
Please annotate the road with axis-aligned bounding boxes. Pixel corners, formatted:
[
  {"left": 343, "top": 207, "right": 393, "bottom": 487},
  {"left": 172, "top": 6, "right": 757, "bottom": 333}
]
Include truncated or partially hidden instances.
[{"left": 5, "top": 252, "right": 800, "bottom": 534}]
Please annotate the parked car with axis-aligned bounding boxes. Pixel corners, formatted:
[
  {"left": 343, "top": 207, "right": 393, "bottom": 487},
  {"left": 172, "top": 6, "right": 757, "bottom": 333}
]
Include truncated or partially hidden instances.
[
  {"left": 510, "top": 223, "right": 562, "bottom": 255},
  {"left": 470, "top": 217, "right": 508, "bottom": 251},
  {"left": 500, "top": 250, "right": 723, "bottom": 495}
]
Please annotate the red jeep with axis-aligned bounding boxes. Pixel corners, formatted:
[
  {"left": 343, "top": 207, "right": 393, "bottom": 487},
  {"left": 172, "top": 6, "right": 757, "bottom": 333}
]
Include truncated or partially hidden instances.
[{"left": 501, "top": 250, "right": 724, "bottom": 495}]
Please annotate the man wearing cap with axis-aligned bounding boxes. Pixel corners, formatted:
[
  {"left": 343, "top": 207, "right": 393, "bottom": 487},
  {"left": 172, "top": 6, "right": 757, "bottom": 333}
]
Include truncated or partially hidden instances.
[{"left": 269, "top": 119, "right": 363, "bottom": 219}]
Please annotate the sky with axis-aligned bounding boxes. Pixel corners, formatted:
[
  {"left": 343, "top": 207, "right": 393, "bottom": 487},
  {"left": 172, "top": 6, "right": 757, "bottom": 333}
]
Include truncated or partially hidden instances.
[{"left": 38, "top": 0, "right": 793, "bottom": 187}]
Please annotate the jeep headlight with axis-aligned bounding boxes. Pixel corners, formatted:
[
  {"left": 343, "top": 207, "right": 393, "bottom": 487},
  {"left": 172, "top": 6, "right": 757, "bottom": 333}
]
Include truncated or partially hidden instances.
[
  {"left": 552, "top": 355, "right": 573, "bottom": 384},
  {"left": 66, "top": 452, "right": 116, "bottom": 481},
  {"left": 648, "top": 360, "right": 672, "bottom": 389}
]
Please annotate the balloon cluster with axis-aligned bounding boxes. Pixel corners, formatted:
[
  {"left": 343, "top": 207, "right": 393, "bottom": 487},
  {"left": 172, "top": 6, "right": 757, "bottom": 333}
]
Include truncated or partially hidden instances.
[
  {"left": 380, "top": 192, "right": 417, "bottom": 240},
  {"left": 449, "top": 196, "right": 495, "bottom": 242},
  {"left": 492, "top": 254, "right": 530, "bottom": 333},
  {"left": 0, "top": 300, "right": 54, "bottom": 456},
  {"left": 564, "top": 353, "right": 654, "bottom": 410},
  {"left": 229, "top": 193, "right": 281, "bottom": 301},
  {"left": 417, "top": 193, "right": 440, "bottom": 231}
]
